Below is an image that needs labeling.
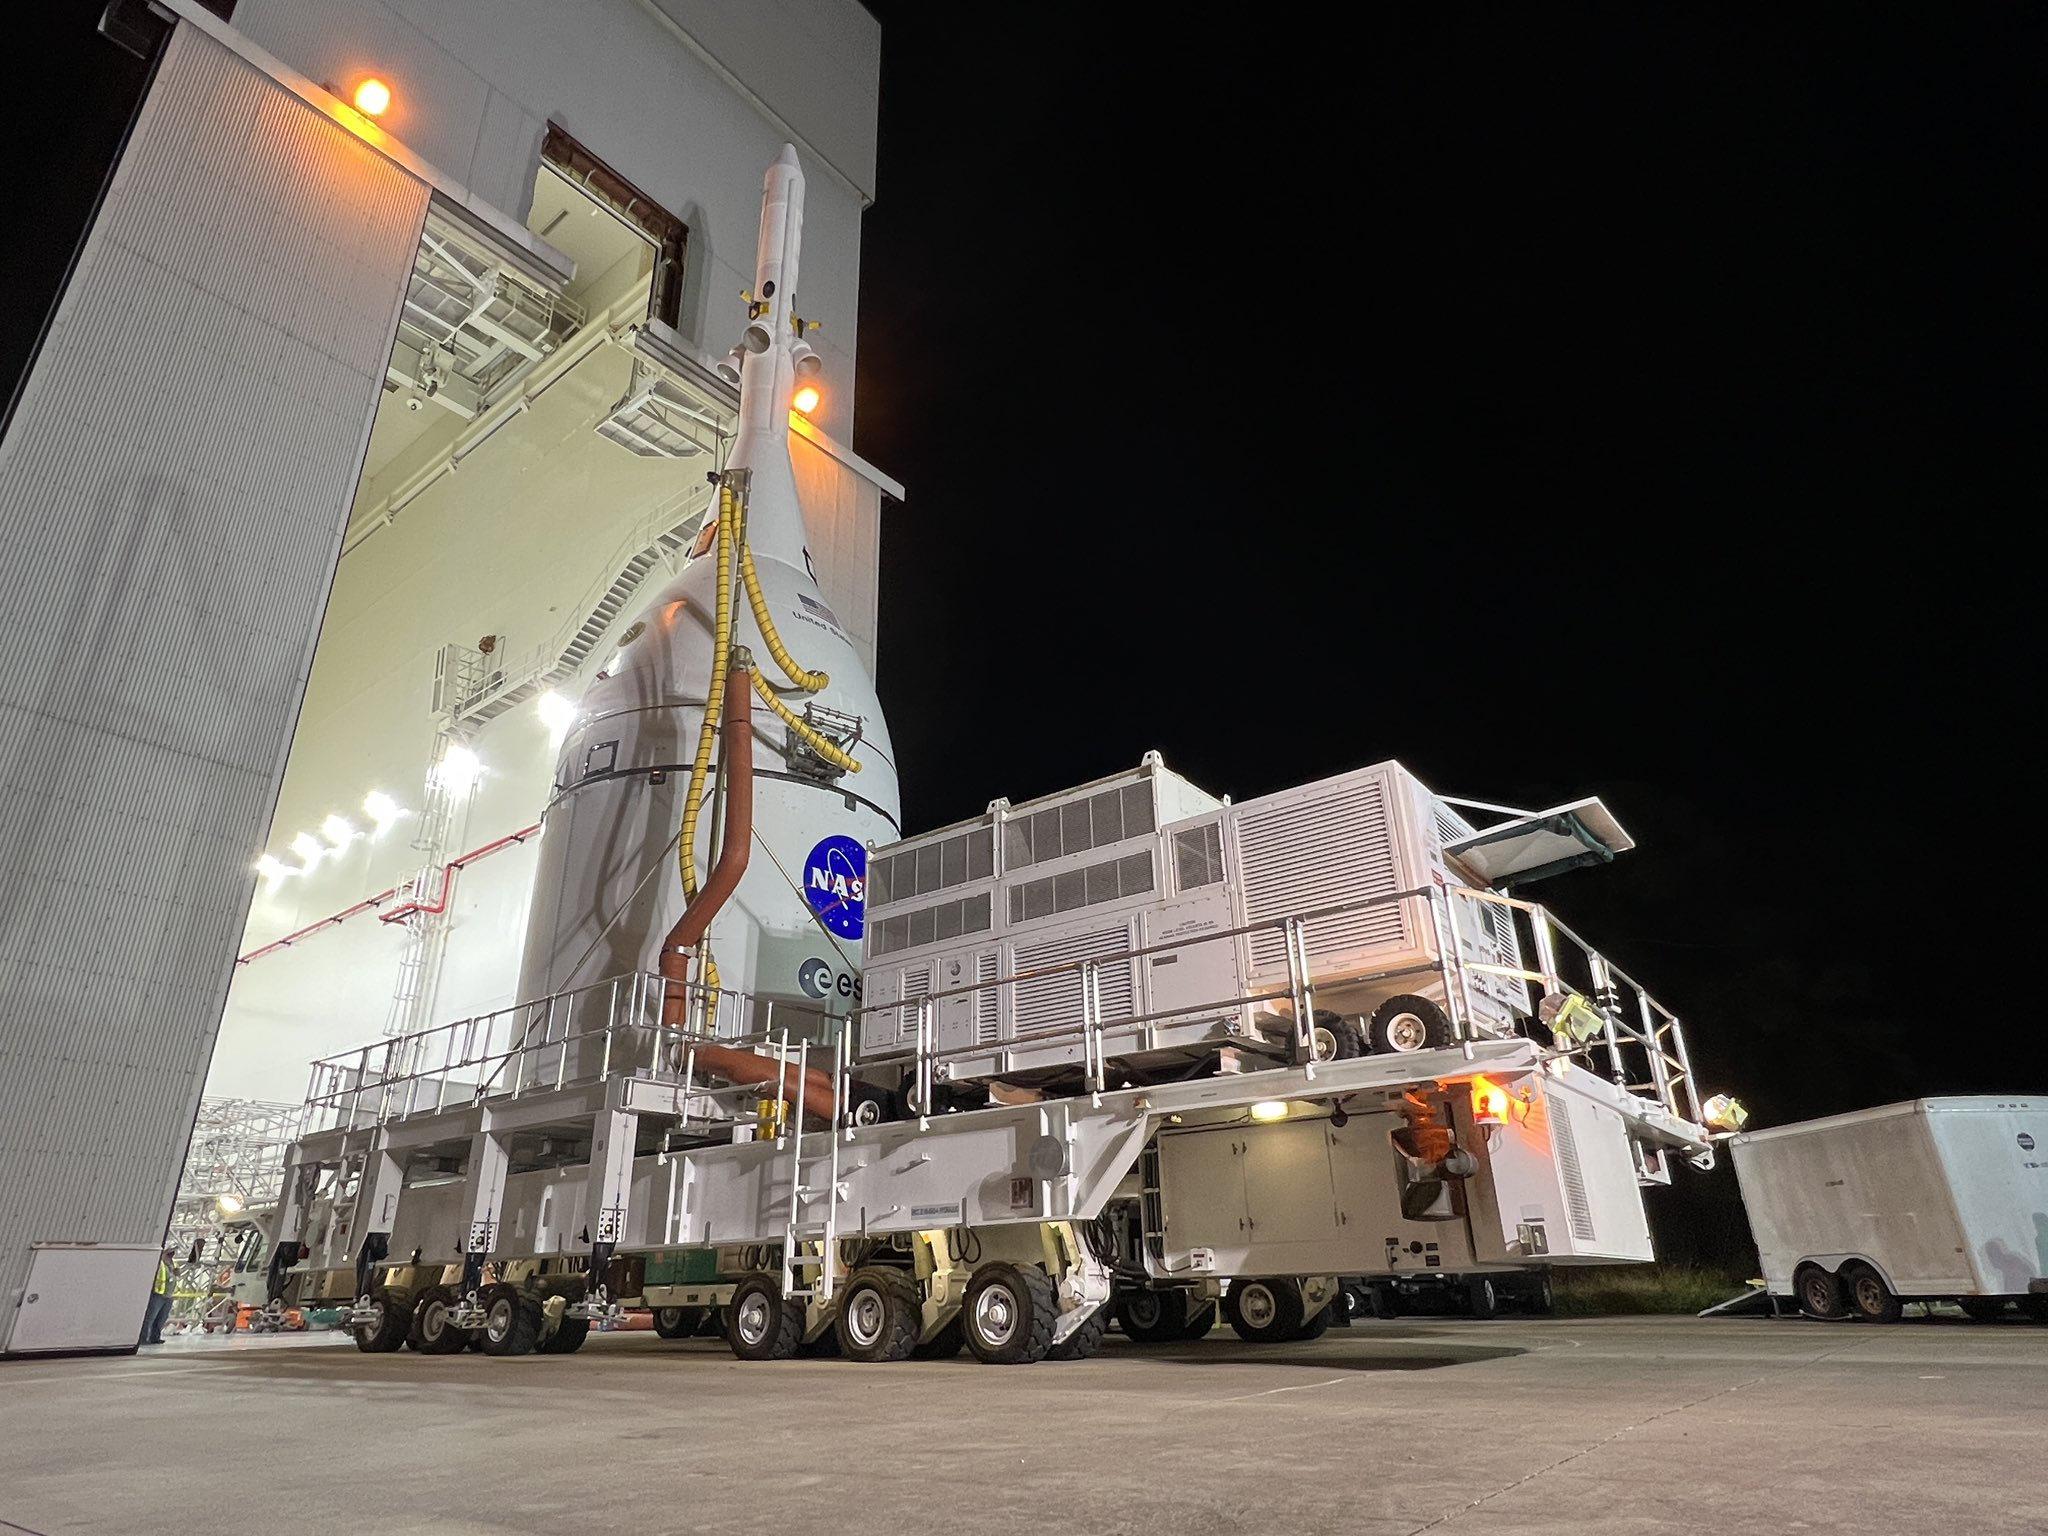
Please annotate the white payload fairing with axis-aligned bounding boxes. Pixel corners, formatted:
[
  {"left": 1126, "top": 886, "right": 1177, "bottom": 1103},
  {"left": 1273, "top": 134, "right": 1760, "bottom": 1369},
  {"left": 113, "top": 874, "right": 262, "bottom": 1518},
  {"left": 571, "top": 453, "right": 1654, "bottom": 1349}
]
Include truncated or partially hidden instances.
[{"left": 517, "top": 146, "right": 899, "bottom": 1035}]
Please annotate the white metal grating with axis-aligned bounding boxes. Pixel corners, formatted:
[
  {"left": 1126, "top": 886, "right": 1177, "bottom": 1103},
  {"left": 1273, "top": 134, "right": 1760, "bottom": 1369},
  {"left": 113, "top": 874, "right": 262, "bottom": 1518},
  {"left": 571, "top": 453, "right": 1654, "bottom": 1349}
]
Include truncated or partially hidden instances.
[
  {"left": 0, "top": 26, "right": 428, "bottom": 1345},
  {"left": 974, "top": 953, "right": 1001, "bottom": 1045},
  {"left": 894, "top": 967, "right": 931, "bottom": 1043},
  {"left": 1549, "top": 1096, "right": 1598, "bottom": 1242},
  {"left": 1236, "top": 778, "right": 1408, "bottom": 971},
  {"left": 1012, "top": 925, "right": 1137, "bottom": 1035}
]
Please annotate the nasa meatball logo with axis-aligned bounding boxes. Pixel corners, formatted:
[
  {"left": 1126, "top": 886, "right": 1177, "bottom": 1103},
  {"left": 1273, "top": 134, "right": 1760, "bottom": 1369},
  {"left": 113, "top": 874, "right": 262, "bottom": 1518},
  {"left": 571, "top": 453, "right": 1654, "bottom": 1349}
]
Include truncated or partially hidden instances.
[
  {"left": 802, "top": 834, "right": 867, "bottom": 940},
  {"left": 2019, "top": 1132, "right": 2037, "bottom": 1152}
]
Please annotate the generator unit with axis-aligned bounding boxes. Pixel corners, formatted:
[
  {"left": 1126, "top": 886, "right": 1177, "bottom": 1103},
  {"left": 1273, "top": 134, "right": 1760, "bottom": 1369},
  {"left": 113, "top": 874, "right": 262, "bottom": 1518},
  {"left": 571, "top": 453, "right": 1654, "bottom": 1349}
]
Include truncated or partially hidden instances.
[{"left": 857, "top": 754, "right": 1618, "bottom": 1091}]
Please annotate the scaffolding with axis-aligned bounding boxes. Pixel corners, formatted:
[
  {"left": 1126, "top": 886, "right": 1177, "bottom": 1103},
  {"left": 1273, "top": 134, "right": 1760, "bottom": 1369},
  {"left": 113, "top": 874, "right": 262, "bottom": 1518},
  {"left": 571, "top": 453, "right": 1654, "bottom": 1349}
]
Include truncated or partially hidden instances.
[{"left": 165, "top": 1098, "right": 304, "bottom": 1330}]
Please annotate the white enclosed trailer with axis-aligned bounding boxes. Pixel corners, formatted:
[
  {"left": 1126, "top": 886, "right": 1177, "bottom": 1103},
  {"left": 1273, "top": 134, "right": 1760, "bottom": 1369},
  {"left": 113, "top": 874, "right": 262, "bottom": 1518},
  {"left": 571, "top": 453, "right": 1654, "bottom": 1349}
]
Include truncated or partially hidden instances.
[{"left": 1729, "top": 1097, "right": 2048, "bottom": 1322}]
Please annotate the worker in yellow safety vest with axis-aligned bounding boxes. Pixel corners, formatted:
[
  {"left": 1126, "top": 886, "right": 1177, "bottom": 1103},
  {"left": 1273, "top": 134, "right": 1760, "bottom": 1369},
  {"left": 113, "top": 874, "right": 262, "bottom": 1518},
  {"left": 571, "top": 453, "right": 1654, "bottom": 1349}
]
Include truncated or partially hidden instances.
[{"left": 139, "top": 1246, "right": 175, "bottom": 1346}]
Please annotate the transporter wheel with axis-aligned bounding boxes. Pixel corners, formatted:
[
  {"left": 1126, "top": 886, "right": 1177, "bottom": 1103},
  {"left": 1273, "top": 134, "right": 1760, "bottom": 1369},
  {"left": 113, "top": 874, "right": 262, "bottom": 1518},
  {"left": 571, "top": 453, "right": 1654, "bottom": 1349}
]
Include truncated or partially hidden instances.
[
  {"left": 1467, "top": 1275, "right": 1501, "bottom": 1320},
  {"left": 1223, "top": 1278, "right": 1305, "bottom": 1343},
  {"left": 1794, "top": 1263, "right": 1848, "bottom": 1321},
  {"left": 1368, "top": 1283, "right": 1400, "bottom": 1320},
  {"left": 479, "top": 1284, "right": 541, "bottom": 1356},
  {"left": 1114, "top": 1287, "right": 1193, "bottom": 1344},
  {"left": 910, "top": 1316, "right": 966, "bottom": 1359},
  {"left": 1047, "top": 1306, "right": 1111, "bottom": 1361},
  {"left": 1957, "top": 1297, "right": 2008, "bottom": 1322},
  {"left": 407, "top": 1285, "right": 467, "bottom": 1354},
  {"left": 962, "top": 1262, "right": 1058, "bottom": 1365},
  {"left": 1310, "top": 1011, "right": 1366, "bottom": 1062},
  {"left": 351, "top": 1290, "right": 410, "bottom": 1353},
  {"left": 2019, "top": 1295, "right": 2048, "bottom": 1324},
  {"left": 539, "top": 1316, "right": 590, "bottom": 1354},
  {"left": 1368, "top": 995, "right": 1453, "bottom": 1055},
  {"left": 652, "top": 1306, "right": 703, "bottom": 1339},
  {"left": 835, "top": 1267, "right": 922, "bottom": 1363},
  {"left": 1527, "top": 1273, "right": 1555, "bottom": 1317},
  {"left": 1180, "top": 1299, "right": 1219, "bottom": 1338},
  {"left": 1840, "top": 1263, "right": 1903, "bottom": 1324},
  {"left": 726, "top": 1274, "right": 804, "bottom": 1361},
  {"left": 1291, "top": 1302, "right": 1333, "bottom": 1341}
]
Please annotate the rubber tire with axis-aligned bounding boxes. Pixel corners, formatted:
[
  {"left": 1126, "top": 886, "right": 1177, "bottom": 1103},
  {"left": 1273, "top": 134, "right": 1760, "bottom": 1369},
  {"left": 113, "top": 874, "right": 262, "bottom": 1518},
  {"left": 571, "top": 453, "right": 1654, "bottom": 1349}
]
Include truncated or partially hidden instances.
[
  {"left": 962, "top": 1262, "right": 1058, "bottom": 1365},
  {"left": 1527, "top": 1273, "right": 1555, "bottom": 1317},
  {"left": 1291, "top": 1302, "right": 1333, "bottom": 1341},
  {"left": 652, "top": 1305, "right": 703, "bottom": 1339},
  {"left": 726, "top": 1274, "right": 803, "bottom": 1361},
  {"left": 1179, "top": 1299, "right": 1219, "bottom": 1339},
  {"left": 407, "top": 1285, "right": 467, "bottom": 1354},
  {"left": 1047, "top": 1306, "right": 1110, "bottom": 1361},
  {"left": 479, "top": 1284, "right": 541, "bottom": 1356},
  {"left": 1956, "top": 1297, "right": 2006, "bottom": 1321},
  {"left": 539, "top": 1316, "right": 589, "bottom": 1354},
  {"left": 1795, "top": 1263, "right": 1849, "bottom": 1321},
  {"left": 1115, "top": 1288, "right": 1194, "bottom": 1344},
  {"left": 910, "top": 1315, "right": 966, "bottom": 1359},
  {"left": 1310, "top": 1011, "right": 1366, "bottom": 1062},
  {"left": 1223, "top": 1278, "right": 1305, "bottom": 1343},
  {"left": 1467, "top": 1275, "right": 1501, "bottom": 1320},
  {"left": 352, "top": 1290, "right": 410, "bottom": 1353},
  {"left": 1368, "top": 1283, "right": 1399, "bottom": 1320},
  {"left": 2019, "top": 1295, "right": 2048, "bottom": 1324},
  {"left": 1841, "top": 1263, "right": 1903, "bottom": 1324},
  {"left": 1368, "top": 994, "right": 1454, "bottom": 1054},
  {"left": 834, "top": 1267, "right": 921, "bottom": 1363}
]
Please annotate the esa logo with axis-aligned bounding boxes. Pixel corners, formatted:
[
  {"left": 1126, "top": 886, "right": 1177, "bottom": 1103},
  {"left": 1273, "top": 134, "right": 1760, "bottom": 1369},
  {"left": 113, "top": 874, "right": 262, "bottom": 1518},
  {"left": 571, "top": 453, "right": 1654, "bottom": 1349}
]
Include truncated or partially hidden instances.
[{"left": 797, "top": 956, "right": 860, "bottom": 1002}]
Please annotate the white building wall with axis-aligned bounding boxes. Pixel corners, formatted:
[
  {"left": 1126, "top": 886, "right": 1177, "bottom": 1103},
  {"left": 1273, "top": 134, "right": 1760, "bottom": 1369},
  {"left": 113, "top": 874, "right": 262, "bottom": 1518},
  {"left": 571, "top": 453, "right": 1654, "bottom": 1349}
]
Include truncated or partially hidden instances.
[
  {"left": 228, "top": 0, "right": 878, "bottom": 440},
  {"left": 0, "top": 25, "right": 430, "bottom": 1350}
]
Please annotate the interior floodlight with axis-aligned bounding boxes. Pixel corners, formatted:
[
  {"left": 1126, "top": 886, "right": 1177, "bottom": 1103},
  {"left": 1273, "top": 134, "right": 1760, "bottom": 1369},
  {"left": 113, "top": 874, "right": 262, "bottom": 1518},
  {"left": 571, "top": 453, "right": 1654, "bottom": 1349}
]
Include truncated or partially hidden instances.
[
  {"left": 362, "top": 790, "right": 400, "bottom": 825},
  {"left": 537, "top": 690, "right": 577, "bottom": 738},
  {"left": 791, "top": 384, "right": 821, "bottom": 416},
  {"left": 216, "top": 1193, "right": 245, "bottom": 1215},
  {"left": 1249, "top": 1101, "right": 1289, "bottom": 1123},
  {"left": 254, "top": 854, "right": 288, "bottom": 880},
  {"left": 433, "top": 744, "right": 484, "bottom": 794},
  {"left": 320, "top": 814, "right": 357, "bottom": 850},
  {"left": 289, "top": 832, "right": 324, "bottom": 867},
  {"left": 353, "top": 78, "right": 392, "bottom": 117}
]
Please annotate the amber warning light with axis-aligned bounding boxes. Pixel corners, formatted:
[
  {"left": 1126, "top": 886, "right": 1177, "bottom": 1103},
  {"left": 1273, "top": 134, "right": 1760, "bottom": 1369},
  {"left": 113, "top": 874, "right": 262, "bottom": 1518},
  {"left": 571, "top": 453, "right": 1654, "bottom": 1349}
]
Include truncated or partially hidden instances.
[
  {"left": 353, "top": 78, "right": 392, "bottom": 117},
  {"left": 1470, "top": 1074, "right": 1510, "bottom": 1128}
]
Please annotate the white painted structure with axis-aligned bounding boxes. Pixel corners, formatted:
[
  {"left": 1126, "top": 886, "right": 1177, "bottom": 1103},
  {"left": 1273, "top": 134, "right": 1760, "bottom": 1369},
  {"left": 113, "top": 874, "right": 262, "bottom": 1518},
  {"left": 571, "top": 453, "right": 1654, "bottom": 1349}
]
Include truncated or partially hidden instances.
[{"left": 0, "top": 0, "right": 890, "bottom": 1353}]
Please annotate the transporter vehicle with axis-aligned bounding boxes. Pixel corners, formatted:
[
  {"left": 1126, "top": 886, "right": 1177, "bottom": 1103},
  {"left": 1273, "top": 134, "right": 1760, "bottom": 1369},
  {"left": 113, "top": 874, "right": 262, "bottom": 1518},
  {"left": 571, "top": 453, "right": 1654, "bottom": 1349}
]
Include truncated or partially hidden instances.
[
  {"left": 1730, "top": 1098, "right": 2048, "bottom": 1323},
  {"left": 258, "top": 145, "right": 1731, "bottom": 1365},
  {"left": 1342, "top": 1268, "right": 1555, "bottom": 1321}
]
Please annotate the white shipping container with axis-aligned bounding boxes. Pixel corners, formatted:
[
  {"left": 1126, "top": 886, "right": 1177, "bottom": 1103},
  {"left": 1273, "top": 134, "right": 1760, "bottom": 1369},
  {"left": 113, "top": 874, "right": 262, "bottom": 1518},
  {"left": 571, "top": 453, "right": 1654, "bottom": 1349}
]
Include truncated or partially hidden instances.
[{"left": 1730, "top": 1097, "right": 2048, "bottom": 1304}]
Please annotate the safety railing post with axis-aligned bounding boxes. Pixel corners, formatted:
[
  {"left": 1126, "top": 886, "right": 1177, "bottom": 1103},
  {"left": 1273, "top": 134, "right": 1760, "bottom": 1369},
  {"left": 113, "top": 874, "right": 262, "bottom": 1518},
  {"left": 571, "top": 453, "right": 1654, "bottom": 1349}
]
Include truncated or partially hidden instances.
[
  {"left": 1637, "top": 992, "right": 1673, "bottom": 1107},
  {"left": 1080, "top": 959, "right": 1101, "bottom": 1095},
  {"left": 1587, "top": 953, "right": 1627, "bottom": 1087}
]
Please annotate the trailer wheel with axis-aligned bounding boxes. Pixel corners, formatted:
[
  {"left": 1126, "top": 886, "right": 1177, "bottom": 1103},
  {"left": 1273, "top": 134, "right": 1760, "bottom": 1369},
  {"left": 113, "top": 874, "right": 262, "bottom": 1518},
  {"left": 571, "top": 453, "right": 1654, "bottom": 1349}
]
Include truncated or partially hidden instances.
[
  {"left": 1114, "top": 1287, "right": 1191, "bottom": 1344},
  {"left": 652, "top": 1306, "right": 702, "bottom": 1339},
  {"left": 1290, "top": 1302, "right": 1333, "bottom": 1341},
  {"left": 1368, "top": 995, "right": 1453, "bottom": 1054},
  {"left": 479, "top": 1284, "right": 541, "bottom": 1356},
  {"left": 836, "top": 1268, "right": 921, "bottom": 1363},
  {"left": 1527, "top": 1273, "right": 1555, "bottom": 1317},
  {"left": 539, "top": 1317, "right": 589, "bottom": 1354},
  {"left": 1840, "top": 1263, "right": 1902, "bottom": 1324},
  {"left": 1048, "top": 1305, "right": 1111, "bottom": 1360},
  {"left": 352, "top": 1290, "right": 409, "bottom": 1353},
  {"left": 407, "top": 1285, "right": 467, "bottom": 1354},
  {"left": 911, "top": 1316, "right": 966, "bottom": 1359},
  {"left": 1180, "top": 1299, "right": 1219, "bottom": 1338},
  {"left": 962, "top": 1262, "right": 1057, "bottom": 1364},
  {"left": 1467, "top": 1275, "right": 1501, "bottom": 1320},
  {"left": 1957, "top": 1298, "right": 2008, "bottom": 1322},
  {"left": 1310, "top": 1011, "right": 1366, "bottom": 1062},
  {"left": 726, "top": 1274, "right": 803, "bottom": 1361},
  {"left": 1223, "top": 1278, "right": 1305, "bottom": 1343},
  {"left": 1794, "top": 1263, "right": 1848, "bottom": 1320}
]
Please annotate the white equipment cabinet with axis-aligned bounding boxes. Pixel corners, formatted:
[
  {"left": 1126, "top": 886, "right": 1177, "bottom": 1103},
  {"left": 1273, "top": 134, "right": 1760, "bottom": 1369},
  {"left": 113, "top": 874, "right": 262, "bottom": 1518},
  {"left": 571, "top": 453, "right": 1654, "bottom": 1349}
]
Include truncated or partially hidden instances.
[{"left": 1730, "top": 1097, "right": 2048, "bottom": 1320}]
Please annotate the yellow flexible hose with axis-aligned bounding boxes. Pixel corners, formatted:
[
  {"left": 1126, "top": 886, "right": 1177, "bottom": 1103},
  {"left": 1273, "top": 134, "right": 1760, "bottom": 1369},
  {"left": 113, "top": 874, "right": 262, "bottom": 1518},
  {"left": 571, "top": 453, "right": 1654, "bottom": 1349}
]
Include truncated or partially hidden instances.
[
  {"left": 739, "top": 541, "right": 829, "bottom": 693},
  {"left": 750, "top": 670, "right": 861, "bottom": 774},
  {"left": 676, "top": 486, "right": 737, "bottom": 988}
]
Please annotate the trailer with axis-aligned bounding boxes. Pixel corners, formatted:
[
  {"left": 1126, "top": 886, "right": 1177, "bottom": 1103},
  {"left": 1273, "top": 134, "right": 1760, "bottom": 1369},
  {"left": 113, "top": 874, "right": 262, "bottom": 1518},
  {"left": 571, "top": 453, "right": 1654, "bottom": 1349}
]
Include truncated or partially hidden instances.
[{"left": 1729, "top": 1097, "right": 2048, "bottom": 1322}]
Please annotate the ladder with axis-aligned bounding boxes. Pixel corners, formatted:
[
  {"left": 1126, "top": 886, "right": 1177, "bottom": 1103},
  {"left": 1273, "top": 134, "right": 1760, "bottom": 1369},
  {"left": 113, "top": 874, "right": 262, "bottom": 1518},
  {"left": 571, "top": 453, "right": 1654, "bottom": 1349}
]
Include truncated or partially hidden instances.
[{"left": 777, "top": 1032, "right": 846, "bottom": 1303}]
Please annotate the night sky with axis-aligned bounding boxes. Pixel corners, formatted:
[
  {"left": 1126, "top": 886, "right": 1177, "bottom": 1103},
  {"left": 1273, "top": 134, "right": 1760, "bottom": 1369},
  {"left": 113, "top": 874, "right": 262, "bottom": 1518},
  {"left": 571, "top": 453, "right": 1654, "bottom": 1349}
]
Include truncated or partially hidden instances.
[{"left": 852, "top": 8, "right": 2044, "bottom": 1251}]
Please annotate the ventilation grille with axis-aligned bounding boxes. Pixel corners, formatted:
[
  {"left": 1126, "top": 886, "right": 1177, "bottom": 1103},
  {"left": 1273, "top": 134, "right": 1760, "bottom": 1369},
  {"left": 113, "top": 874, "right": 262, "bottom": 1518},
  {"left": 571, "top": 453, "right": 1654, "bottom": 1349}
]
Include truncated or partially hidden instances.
[
  {"left": 1174, "top": 822, "right": 1226, "bottom": 891},
  {"left": 1013, "top": 926, "right": 1137, "bottom": 1035},
  {"left": 974, "top": 953, "right": 1001, "bottom": 1045},
  {"left": 893, "top": 968, "right": 931, "bottom": 1043},
  {"left": 1550, "top": 1097, "right": 1597, "bottom": 1242},
  {"left": 1237, "top": 778, "right": 1407, "bottom": 971},
  {"left": 1004, "top": 783, "right": 1156, "bottom": 873},
  {"left": 869, "top": 828, "right": 994, "bottom": 909},
  {"left": 1009, "top": 852, "right": 1153, "bottom": 926},
  {"left": 870, "top": 891, "right": 993, "bottom": 958},
  {"left": 1430, "top": 799, "right": 1474, "bottom": 855}
]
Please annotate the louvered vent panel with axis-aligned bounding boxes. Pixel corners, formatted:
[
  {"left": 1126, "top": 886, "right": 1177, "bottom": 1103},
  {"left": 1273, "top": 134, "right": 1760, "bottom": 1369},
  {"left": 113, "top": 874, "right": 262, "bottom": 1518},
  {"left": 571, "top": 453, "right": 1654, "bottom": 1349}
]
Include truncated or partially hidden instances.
[
  {"left": 1549, "top": 1097, "right": 1598, "bottom": 1242},
  {"left": 1013, "top": 926, "right": 1136, "bottom": 1035},
  {"left": 1431, "top": 800, "right": 1474, "bottom": 853},
  {"left": 1237, "top": 779, "right": 1408, "bottom": 971},
  {"left": 895, "top": 968, "right": 931, "bottom": 1042},
  {"left": 974, "top": 953, "right": 1001, "bottom": 1044}
]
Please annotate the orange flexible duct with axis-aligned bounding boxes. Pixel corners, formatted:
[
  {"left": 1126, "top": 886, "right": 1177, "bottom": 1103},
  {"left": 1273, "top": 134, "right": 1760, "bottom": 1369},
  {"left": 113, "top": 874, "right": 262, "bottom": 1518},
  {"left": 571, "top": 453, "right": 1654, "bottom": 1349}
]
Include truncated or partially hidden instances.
[{"left": 657, "top": 661, "right": 838, "bottom": 1124}]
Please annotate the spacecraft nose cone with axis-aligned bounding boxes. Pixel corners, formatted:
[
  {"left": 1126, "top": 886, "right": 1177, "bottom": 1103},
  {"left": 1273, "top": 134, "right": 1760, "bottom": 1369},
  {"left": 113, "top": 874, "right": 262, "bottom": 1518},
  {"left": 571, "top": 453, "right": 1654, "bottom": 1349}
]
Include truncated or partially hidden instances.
[{"left": 776, "top": 143, "right": 800, "bottom": 169}]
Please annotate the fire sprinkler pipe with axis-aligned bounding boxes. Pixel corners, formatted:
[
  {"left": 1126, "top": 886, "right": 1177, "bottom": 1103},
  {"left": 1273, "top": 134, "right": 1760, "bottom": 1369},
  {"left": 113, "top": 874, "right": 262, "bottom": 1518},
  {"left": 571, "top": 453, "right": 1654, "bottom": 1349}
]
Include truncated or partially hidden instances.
[{"left": 657, "top": 660, "right": 838, "bottom": 1124}]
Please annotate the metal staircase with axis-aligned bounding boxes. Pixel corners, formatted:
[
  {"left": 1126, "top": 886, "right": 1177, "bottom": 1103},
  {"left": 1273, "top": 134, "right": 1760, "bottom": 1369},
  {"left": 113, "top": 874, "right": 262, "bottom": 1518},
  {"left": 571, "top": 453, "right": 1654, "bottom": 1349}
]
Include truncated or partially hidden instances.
[{"left": 778, "top": 1036, "right": 847, "bottom": 1303}]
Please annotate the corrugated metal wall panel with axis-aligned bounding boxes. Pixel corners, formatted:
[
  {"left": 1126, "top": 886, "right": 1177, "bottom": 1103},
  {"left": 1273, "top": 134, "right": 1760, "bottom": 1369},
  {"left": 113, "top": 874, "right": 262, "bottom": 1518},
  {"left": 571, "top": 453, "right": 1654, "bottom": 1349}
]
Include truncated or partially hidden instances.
[{"left": 0, "top": 23, "right": 427, "bottom": 1347}]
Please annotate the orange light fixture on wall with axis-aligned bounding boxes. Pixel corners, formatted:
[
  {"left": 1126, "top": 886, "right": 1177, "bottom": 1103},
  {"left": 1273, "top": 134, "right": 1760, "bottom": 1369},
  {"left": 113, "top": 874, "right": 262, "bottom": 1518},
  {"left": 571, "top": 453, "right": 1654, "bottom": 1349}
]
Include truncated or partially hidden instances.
[
  {"left": 353, "top": 77, "right": 392, "bottom": 117},
  {"left": 791, "top": 384, "right": 821, "bottom": 416},
  {"left": 1470, "top": 1074, "right": 1510, "bottom": 1128}
]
